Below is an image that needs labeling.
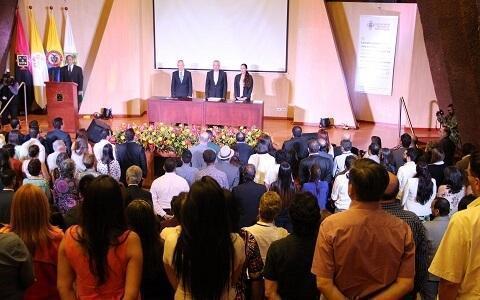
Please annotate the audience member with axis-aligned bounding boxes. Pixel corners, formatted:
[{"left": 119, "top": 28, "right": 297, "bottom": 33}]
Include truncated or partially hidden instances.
[
  {"left": 97, "top": 143, "right": 121, "bottom": 181},
  {"left": 150, "top": 158, "right": 189, "bottom": 219},
  {"left": 45, "top": 117, "right": 72, "bottom": 155},
  {"left": 248, "top": 140, "right": 276, "bottom": 185},
  {"left": 264, "top": 192, "right": 320, "bottom": 300},
  {"left": 402, "top": 162, "right": 437, "bottom": 219},
  {"left": 63, "top": 174, "right": 95, "bottom": 229},
  {"left": 428, "top": 151, "right": 480, "bottom": 299},
  {"left": 126, "top": 200, "right": 173, "bottom": 300},
  {"left": 379, "top": 147, "right": 396, "bottom": 173},
  {"left": 76, "top": 153, "right": 100, "bottom": 181},
  {"left": 457, "top": 194, "right": 476, "bottom": 211},
  {"left": 215, "top": 145, "right": 240, "bottom": 189},
  {"left": 195, "top": 149, "right": 229, "bottom": 189},
  {"left": 298, "top": 139, "right": 333, "bottom": 185},
  {"left": 51, "top": 152, "right": 70, "bottom": 181},
  {"left": 46, "top": 139, "right": 66, "bottom": 171},
  {"left": 93, "top": 128, "right": 116, "bottom": 162},
  {"left": 205, "top": 129, "right": 220, "bottom": 154},
  {"left": 282, "top": 126, "right": 309, "bottom": 166},
  {"left": 175, "top": 149, "right": 198, "bottom": 186},
  {"left": 365, "top": 142, "right": 381, "bottom": 163},
  {"left": 333, "top": 133, "right": 359, "bottom": 157},
  {"left": 116, "top": 128, "right": 147, "bottom": 183},
  {"left": 22, "top": 144, "right": 50, "bottom": 180},
  {"left": 436, "top": 166, "right": 465, "bottom": 214},
  {"left": 397, "top": 147, "right": 418, "bottom": 198},
  {"left": 20, "top": 127, "right": 46, "bottom": 162},
  {"left": 189, "top": 131, "right": 210, "bottom": 169},
  {"left": 124, "top": 165, "right": 152, "bottom": 208},
  {"left": 232, "top": 164, "right": 267, "bottom": 228},
  {"left": 53, "top": 159, "right": 80, "bottom": 214},
  {"left": 3, "top": 144, "right": 22, "bottom": 187},
  {"left": 371, "top": 135, "right": 382, "bottom": 148},
  {"left": 331, "top": 155, "right": 357, "bottom": 212},
  {"left": 22, "top": 159, "right": 51, "bottom": 200},
  {"left": 244, "top": 191, "right": 289, "bottom": 263},
  {"left": 380, "top": 172, "right": 428, "bottom": 297},
  {"left": 423, "top": 197, "right": 450, "bottom": 300},
  {"left": 57, "top": 175, "right": 142, "bottom": 299},
  {"left": 438, "top": 127, "right": 456, "bottom": 166},
  {"left": 302, "top": 164, "right": 329, "bottom": 210},
  {"left": 0, "top": 148, "right": 13, "bottom": 190},
  {"left": 0, "top": 231, "right": 34, "bottom": 299},
  {"left": 264, "top": 149, "right": 287, "bottom": 188},
  {"left": 7, "top": 118, "right": 25, "bottom": 145},
  {"left": 162, "top": 176, "right": 245, "bottom": 299},
  {"left": 317, "top": 129, "right": 334, "bottom": 157},
  {"left": 392, "top": 133, "right": 412, "bottom": 169},
  {"left": 232, "top": 131, "right": 254, "bottom": 165},
  {"left": 71, "top": 136, "right": 89, "bottom": 172},
  {"left": 0, "top": 169, "right": 16, "bottom": 223},
  {"left": 333, "top": 139, "right": 355, "bottom": 176},
  {"left": 428, "top": 147, "right": 447, "bottom": 185},
  {"left": 0, "top": 184, "right": 64, "bottom": 299},
  {"left": 160, "top": 192, "right": 187, "bottom": 235},
  {"left": 259, "top": 134, "right": 277, "bottom": 157},
  {"left": 456, "top": 142, "right": 476, "bottom": 171},
  {"left": 270, "top": 162, "right": 296, "bottom": 232},
  {"left": 312, "top": 159, "right": 415, "bottom": 299},
  {"left": 72, "top": 128, "right": 93, "bottom": 153}
]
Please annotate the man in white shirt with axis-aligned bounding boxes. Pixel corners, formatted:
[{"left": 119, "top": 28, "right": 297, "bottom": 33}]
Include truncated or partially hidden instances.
[
  {"left": 205, "top": 60, "right": 227, "bottom": 99},
  {"left": 46, "top": 140, "right": 66, "bottom": 171},
  {"left": 93, "top": 128, "right": 116, "bottom": 162},
  {"left": 20, "top": 127, "right": 46, "bottom": 163},
  {"left": 150, "top": 158, "right": 189, "bottom": 219},
  {"left": 333, "top": 139, "right": 355, "bottom": 176},
  {"left": 331, "top": 155, "right": 357, "bottom": 212},
  {"left": 397, "top": 148, "right": 418, "bottom": 199}
]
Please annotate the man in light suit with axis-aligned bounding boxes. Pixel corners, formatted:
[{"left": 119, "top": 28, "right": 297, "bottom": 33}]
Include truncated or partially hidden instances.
[
  {"left": 60, "top": 55, "right": 83, "bottom": 108},
  {"left": 205, "top": 60, "right": 227, "bottom": 99},
  {"left": 171, "top": 60, "right": 192, "bottom": 98}
]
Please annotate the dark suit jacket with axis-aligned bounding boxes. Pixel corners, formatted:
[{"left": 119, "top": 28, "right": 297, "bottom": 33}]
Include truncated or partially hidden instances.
[
  {"left": 234, "top": 74, "right": 253, "bottom": 100},
  {"left": 46, "top": 129, "right": 73, "bottom": 154},
  {"left": 171, "top": 70, "right": 192, "bottom": 98},
  {"left": 392, "top": 146, "right": 407, "bottom": 170},
  {"left": 298, "top": 153, "right": 334, "bottom": 185},
  {"left": 60, "top": 65, "right": 83, "bottom": 91},
  {"left": 282, "top": 137, "right": 309, "bottom": 164},
  {"left": 6, "top": 129, "right": 25, "bottom": 145},
  {"left": 125, "top": 185, "right": 153, "bottom": 208},
  {"left": 0, "top": 190, "right": 14, "bottom": 224},
  {"left": 232, "top": 181, "right": 267, "bottom": 228},
  {"left": 232, "top": 142, "right": 254, "bottom": 165},
  {"left": 116, "top": 141, "right": 147, "bottom": 183},
  {"left": 205, "top": 70, "right": 227, "bottom": 98}
]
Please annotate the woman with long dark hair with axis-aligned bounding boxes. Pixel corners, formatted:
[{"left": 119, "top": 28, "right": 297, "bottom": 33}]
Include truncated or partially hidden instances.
[
  {"left": 163, "top": 176, "right": 245, "bottom": 300},
  {"left": 437, "top": 166, "right": 465, "bottom": 213},
  {"left": 126, "top": 200, "right": 173, "bottom": 300},
  {"left": 234, "top": 63, "right": 254, "bottom": 101},
  {"left": 57, "top": 175, "right": 143, "bottom": 299},
  {"left": 97, "top": 143, "right": 121, "bottom": 181},
  {"left": 71, "top": 137, "right": 89, "bottom": 172},
  {"left": 302, "top": 164, "right": 329, "bottom": 211},
  {"left": 402, "top": 162, "right": 437, "bottom": 219},
  {"left": 380, "top": 148, "right": 396, "bottom": 174},
  {"left": 270, "top": 162, "right": 297, "bottom": 232}
]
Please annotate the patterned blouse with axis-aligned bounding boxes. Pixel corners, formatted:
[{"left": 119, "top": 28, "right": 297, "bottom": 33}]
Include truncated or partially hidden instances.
[
  {"left": 235, "top": 229, "right": 264, "bottom": 300},
  {"left": 97, "top": 160, "right": 121, "bottom": 181},
  {"left": 53, "top": 177, "right": 80, "bottom": 214}
]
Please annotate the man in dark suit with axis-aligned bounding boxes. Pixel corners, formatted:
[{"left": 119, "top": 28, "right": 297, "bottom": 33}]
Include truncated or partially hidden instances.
[
  {"left": 60, "top": 54, "right": 83, "bottom": 108},
  {"left": 282, "top": 126, "right": 309, "bottom": 165},
  {"left": 6, "top": 118, "right": 25, "bottom": 145},
  {"left": 171, "top": 60, "right": 192, "bottom": 98},
  {"left": 116, "top": 128, "right": 147, "bottom": 183},
  {"left": 0, "top": 170, "right": 16, "bottom": 224},
  {"left": 124, "top": 165, "right": 153, "bottom": 208},
  {"left": 232, "top": 164, "right": 267, "bottom": 228},
  {"left": 232, "top": 132, "right": 253, "bottom": 165},
  {"left": 45, "top": 117, "right": 72, "bottom": 155},
  {"left": 391, "top": 133, "right": 412, "bottom": 170},
  {"left": 298, "top": 139, "right": 334, "bottom": 185},
  {"left": 205, "top": 60, "right": 227, "bottom": 99}
]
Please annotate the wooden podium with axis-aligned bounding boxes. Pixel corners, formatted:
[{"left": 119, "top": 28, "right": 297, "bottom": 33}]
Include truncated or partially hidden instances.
[{"left": 45, "top": 82, "right": 79, "bottom": 133}]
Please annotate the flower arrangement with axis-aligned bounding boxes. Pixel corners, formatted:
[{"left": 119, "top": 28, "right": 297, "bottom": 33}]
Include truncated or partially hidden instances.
[{"left": 111, "top": 123, "right": 266, "bottom": 156}]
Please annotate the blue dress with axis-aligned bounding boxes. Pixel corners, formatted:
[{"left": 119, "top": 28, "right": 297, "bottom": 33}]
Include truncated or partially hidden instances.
[{"left": 302, "top": 181, "right": 329, "bottom": 210}]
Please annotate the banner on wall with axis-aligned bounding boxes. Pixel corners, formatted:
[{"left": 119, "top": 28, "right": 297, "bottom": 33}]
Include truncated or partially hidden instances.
[
  {"left": 355, "top": 15, "right": 399, "bottom": 96},
  {"left": 45, "top": 9, "right": 63, "bottom": 82},
  {"left": 28, "top": 8, "right": 49, "bottom": 109}
]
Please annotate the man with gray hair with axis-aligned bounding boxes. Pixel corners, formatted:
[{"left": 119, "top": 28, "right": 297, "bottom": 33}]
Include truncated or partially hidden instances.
[
  {"left": 125, "top": 165, "right": 152, "bottom": 208},
  {"left": 205, "top": 60, "right": 227, "bottom": 99},
  {"left": 189, "top": 131, "right": 211, "bottom": 169},
  {"left": 46, "top": 139, "right": 66, "bottom": 172}
]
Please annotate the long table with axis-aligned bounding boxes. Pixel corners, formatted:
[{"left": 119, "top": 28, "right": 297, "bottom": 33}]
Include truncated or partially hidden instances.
[{"left": 147, "top": 97, "right": 264, "bottom": 129}]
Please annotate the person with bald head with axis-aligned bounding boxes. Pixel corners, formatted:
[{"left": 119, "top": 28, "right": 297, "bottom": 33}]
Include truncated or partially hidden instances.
[
  {"left": 380, "top": 172, "right": 429, "bottom": 298},
  {"left": 205, "top": 60, "right": 227, "bottom": 99},
  {"left": 189, "top": 131, "right": 211, "bottom": 169}
]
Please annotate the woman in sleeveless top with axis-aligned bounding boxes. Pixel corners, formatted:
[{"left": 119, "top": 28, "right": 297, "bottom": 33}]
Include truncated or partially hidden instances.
[{"left": 57, "top": 175, "right": 142, "bottom": 300}]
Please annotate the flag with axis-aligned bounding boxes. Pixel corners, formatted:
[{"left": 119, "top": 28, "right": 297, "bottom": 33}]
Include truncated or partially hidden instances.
[
  {"left": 28, "top": 8, "right": 49, "bottom": 109},
  {"left": 63, "top": 8, "right": 78, "bottom": 65},
  {"left": 14, "top": 9, "right": 30, "bottom": 71},
  {"left": 45, "top": 9, "right": 63, "bottom": 82}
]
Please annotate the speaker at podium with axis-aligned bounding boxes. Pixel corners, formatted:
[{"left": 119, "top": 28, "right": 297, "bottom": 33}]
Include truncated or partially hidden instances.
[{"left": 45, "top": 82, "right": 79, "bottom": 134}]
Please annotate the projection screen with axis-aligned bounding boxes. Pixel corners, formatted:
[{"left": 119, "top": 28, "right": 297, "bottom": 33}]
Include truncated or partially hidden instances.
[{"left": 153, "top": 0, "right": 289, "bottom": 72}]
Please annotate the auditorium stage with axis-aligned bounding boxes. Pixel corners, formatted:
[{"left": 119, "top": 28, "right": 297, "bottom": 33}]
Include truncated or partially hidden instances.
[{"left": 17, "top": 114, "right": 440, "bottom": 151}]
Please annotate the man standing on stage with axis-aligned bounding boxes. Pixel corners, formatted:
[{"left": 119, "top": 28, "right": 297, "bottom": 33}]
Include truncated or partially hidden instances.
[
  {"left": 60, "top": 55, "right": 83, "bottom": 109},
  {"left": 171, "top": 60, "right": 192, "bottom": 98},
  {"left": 205, "top": 60, "right": 227, "bottom": 99}
]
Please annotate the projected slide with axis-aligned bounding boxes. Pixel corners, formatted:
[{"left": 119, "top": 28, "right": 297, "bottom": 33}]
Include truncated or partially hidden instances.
[{"left": 153, "top": 0, "right": 289, "bottom": 72}]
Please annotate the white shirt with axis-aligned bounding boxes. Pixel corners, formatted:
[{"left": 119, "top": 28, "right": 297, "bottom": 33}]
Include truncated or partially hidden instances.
[
  {"left": 150, "top": 172, "right": 189, "bottom": 217},
  {"left": 264, "top": 163, "right": 280, "bottom": 188},
  {"left": 402, "top": 177, "right": 437, "bottom": 217},
  {"left": 47, "top": 151, "right": 62, "bottom": 171},
  {"left": 333, "top": 151, "right": 352, "bottom": 176},
  {"left": 248, "top": 153, "right": 276, "bottom": 185},
  {"left": 20, "top": 138, "right": 46, "bottom": 163},
  {"left": 244, "top": 221, "right": 289, "bottom": 263},
  {"left": 71, "top": 151, "right": 87, "bottom": 172},
  {"left": 93, "top": 139, "right": 116, "bottom": 162},
  {"left": 239, "top": 74, "right": 245, "bottom": 97},
  {"left": 213, "top": 71, "right": 219, "bottom": 85},
  {"left": 179, "top": 70, "right": 184, "bottom": 82},
  {"left": 397, "top": 161, "right": 417, "bottom": 199},
  {"left": 331, "top": 172, "right": 351, "bottom": 210}
]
